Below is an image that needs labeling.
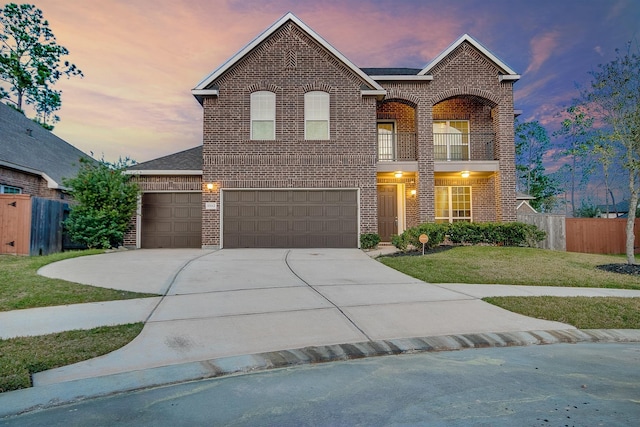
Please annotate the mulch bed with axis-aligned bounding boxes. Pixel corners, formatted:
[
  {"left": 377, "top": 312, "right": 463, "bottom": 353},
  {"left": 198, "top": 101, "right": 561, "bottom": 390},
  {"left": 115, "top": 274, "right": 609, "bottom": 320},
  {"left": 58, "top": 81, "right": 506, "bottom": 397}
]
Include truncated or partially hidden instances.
[
  {"left": 381, "top": 245, "right": 455, "bottom": 257},
  {"left": 596, "top": 263, "right": 640, "bottom": 276}
]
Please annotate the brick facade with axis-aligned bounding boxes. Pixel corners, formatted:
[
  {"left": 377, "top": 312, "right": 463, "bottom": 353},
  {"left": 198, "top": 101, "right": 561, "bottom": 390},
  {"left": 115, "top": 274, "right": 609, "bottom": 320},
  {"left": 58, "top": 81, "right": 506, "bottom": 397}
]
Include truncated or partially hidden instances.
[{"left": 184, "top": 15, "right": 519, "bottom": 247}]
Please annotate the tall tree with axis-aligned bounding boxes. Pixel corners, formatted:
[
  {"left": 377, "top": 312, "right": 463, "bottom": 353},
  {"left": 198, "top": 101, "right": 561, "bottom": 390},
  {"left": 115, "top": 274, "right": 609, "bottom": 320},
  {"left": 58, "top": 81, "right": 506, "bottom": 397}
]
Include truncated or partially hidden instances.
[
  {"left": 515, "top": 120, "right": 560, "bottom": 212},
  {"left": 553, "top": 105, "right": 595, "bottom": 216},
  {"left": 0, "top": 3, "right": 81, "bottom": 122},
  {"left": 580, "top": 42, "right": 640, "bottom": 264}
]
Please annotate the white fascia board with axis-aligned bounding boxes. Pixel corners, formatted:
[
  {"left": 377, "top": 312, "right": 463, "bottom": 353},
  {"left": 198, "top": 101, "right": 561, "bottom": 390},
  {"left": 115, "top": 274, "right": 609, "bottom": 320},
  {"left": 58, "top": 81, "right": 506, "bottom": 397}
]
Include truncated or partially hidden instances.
[
  {"left": 361, "top": 89, "right": 387, "bottom": 99},
  {"left": 124, "top": 170, "right": 202, "bottom": 176},
  {"left": 419, "top": 34, "right": 519, "bottom": 77},
  {"left": 499, "top": 74, "right": 521, "bottom": 82},
  {"left": 0, "top": 159, "right": 60, "bottom": 189},
  {"left": 193, "top": 12, "right": 384, "bottom": 92},
  {"left": 191, "top": 89, "right": 219, "bottom": 96},
  {"left": 370, "top": 75, "right": 433, "bottom": 81}
]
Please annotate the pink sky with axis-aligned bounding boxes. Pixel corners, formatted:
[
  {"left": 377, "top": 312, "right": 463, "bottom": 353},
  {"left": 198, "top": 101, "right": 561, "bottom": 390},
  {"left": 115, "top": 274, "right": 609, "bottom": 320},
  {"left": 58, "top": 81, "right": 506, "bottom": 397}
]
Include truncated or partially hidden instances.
[{"left": 9, "top": 0, "right": 639, "bottom": 164}]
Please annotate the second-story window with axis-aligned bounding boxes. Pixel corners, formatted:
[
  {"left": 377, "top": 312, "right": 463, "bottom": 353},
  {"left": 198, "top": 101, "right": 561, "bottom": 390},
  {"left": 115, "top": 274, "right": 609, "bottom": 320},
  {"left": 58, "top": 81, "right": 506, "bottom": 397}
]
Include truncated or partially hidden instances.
[
  {"left": 251, "top": 91, "right": 275, "bottom": 140},
  {"left": 305, "top": 91, "right": 329, "bottom": 140},
  {"left": 433, "top": 120, "right": 469, "bottom": 160}
]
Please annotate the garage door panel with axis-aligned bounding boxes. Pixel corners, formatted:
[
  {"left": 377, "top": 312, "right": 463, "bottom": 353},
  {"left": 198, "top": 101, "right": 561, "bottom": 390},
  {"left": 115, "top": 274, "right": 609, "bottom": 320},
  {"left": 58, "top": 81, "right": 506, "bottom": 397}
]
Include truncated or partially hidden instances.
[
  {"left": 142, "top": 192, "right": 201, "bottom": 248},
  {"left": 223, "top": 190, "right": 357, "bottom": 248}
]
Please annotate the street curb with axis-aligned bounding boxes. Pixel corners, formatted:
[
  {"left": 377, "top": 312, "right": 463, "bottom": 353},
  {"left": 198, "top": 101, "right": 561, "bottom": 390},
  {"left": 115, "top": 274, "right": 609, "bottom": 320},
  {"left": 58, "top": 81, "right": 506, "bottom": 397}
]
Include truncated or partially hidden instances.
[{"left": 2, "top": 329, "right": 640, "bottom": 419}]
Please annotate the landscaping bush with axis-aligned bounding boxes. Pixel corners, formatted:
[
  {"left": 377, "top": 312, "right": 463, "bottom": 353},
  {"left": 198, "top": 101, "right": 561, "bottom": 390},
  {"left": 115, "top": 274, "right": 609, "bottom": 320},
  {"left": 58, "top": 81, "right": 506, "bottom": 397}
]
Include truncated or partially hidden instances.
[
  {"left": 360, "top": 233, "right": 381, "bottom": 249},
  {"left": 392, "top": 221, "right": 545, "bottom": 251},
  {"left": 391, "top": 223, "right": 449, "bottom": 251}
]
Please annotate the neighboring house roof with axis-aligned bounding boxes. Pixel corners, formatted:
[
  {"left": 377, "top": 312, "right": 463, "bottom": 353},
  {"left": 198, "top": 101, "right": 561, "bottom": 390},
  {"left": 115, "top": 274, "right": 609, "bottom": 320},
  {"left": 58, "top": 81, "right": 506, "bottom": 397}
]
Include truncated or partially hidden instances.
[
  {"left": 192, "top": 12, "right": 385, "bottom": 103},
  {"left": 418, "top": 34, "right": 520, "bottom": 81},
  {"left": 597, "top": 200, "right": 636, "bottom": 214},
  {"left": 126, "top": 146, "right": 202, "bottom": 175},
  {"left": 0, "top": 102, "right": 93, "bottom": 189}
]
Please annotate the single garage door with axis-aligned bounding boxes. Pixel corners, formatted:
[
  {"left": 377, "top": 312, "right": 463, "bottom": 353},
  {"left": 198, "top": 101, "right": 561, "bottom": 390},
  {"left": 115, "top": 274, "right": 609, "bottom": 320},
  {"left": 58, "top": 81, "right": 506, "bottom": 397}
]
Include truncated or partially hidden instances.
[
  {"left": 223, "top": 190, "right": 358, "bottom": 248},
  {"left": 141, "top": 192, "right": 201, "bottom": 248}
]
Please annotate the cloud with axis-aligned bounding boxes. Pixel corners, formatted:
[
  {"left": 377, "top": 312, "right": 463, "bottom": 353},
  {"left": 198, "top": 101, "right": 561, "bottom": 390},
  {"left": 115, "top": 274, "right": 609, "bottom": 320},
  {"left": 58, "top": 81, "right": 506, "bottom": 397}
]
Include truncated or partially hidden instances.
[{"left": 524, "top": 31, "right": 561, "bottom": 75}]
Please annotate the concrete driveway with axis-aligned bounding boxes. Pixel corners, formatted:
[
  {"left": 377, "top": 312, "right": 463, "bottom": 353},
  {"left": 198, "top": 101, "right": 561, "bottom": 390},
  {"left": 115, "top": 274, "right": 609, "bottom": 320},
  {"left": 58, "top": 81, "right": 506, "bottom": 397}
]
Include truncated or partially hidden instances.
[{"left": 32, "top": 248, "right": 574, "bottom": 386}]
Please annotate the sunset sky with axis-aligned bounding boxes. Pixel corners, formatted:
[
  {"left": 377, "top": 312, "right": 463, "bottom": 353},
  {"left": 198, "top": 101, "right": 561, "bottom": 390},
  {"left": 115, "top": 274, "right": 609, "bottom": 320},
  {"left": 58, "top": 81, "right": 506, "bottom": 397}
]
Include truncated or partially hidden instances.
[{"left": 8, "top": 0, "right": 640, "bottom": 179}]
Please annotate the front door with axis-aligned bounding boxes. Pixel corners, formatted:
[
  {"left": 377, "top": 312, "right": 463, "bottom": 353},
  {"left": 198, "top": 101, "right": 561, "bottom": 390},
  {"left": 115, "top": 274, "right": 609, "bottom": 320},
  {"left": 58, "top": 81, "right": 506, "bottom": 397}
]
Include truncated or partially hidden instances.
[{"left": 377, "top": 185, "right": 397, "bottom": 241}]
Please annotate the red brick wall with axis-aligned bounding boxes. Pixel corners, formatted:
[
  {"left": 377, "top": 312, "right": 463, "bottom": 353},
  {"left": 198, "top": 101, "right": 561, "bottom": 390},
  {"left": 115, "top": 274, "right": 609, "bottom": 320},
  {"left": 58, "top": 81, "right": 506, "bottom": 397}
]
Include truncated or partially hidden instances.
[{"left": 201, "top": 22, "right": 378, "bottom": 247}]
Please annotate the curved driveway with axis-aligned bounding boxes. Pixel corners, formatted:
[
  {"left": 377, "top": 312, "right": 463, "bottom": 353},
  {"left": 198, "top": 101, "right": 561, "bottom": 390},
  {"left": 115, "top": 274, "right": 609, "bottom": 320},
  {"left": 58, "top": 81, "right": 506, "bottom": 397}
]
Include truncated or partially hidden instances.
[{"left": 32, "top": 248, "right": 574, "bottom": 385}]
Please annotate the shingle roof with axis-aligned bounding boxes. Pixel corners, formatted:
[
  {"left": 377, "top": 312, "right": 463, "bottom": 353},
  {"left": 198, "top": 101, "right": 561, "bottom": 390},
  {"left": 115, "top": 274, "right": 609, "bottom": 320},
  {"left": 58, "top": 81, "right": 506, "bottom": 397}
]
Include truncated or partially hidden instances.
[
  {"left": 0, "top": 102, "right": 94, "bottom": 189},
  {"left": 127, "top": 145, "right": 202, "bottom": 171},
  {"left": 361, "top": 68, "right": 422, "bottom": 76}
]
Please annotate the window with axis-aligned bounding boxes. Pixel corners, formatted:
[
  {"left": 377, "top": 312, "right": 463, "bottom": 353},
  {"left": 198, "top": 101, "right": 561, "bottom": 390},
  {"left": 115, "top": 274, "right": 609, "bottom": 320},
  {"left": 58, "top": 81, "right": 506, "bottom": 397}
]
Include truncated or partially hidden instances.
[
  {"left": 435, "top": 186, "right": 471, "bottom": 223},
  {"left": 251, "top": 91, "right": 275, "bottom": 140},
  {"left": 0, "top": 184, "right": 22, "bottom": 194},
  {"left": 377, "top": 122, "right": 395, "bottom": 161},
  {"left": 433, "top": 120, "right": 469, "bottom": 160},
  {"left": 305, "top": 91, "right": 329, "bottom": 140}
]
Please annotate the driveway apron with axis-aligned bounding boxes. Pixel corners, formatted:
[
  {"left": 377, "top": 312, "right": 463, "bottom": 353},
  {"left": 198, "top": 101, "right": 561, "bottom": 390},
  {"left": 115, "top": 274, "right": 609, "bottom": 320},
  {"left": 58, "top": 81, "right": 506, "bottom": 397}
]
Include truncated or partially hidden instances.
[{"left": 33, "top": 249, "right": 572, "bottom": 386}]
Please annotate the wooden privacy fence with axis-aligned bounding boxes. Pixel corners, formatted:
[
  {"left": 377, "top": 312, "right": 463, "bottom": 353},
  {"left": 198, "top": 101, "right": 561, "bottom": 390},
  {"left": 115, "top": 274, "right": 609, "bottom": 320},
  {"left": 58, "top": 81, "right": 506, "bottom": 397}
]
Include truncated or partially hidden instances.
[
  {"left": 517, "top": 213, "right": 566, "bottom": 251},
  {"left": 565, "top": 218, "right": 640, "bottom": 255},
  {"left": 0, "top": 194, "right": 70, "bottom": 256}
]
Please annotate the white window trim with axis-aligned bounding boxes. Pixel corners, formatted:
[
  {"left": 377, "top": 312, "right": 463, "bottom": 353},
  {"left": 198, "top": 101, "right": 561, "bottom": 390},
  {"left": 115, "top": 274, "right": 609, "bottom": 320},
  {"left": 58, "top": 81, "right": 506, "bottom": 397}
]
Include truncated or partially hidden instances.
[
  {"left": 250, "top": 91, "right": 276, "bottom": 140},
  {"left": 435, "top": 185, "right": 472, "bottom": 223},
  {"left": 0, "top": 184, "right": 22, "bottom": 194},
  {"left": 433, "top": 120, "right": 470, "bottom": 161},
  {"left": 305, "top": 91, "right": 330, "bottom": 140}
]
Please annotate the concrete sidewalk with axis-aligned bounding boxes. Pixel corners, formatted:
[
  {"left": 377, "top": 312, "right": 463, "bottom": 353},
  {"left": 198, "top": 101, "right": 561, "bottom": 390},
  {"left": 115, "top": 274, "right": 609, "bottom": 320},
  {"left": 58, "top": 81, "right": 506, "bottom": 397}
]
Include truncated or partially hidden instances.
[{"left": 3, "top": 247, "right": 640, "bottom": 418}]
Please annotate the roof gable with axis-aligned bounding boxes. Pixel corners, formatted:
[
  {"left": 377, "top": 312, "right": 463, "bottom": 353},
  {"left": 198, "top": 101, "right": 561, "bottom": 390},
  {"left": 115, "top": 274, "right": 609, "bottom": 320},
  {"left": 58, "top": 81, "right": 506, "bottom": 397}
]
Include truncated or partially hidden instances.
[
  {"left": 419, "top": 34, "right": 520, "bottom": 81},
  {"left": 0, "top": 103, "right": 94, "bottom": 189},
  {"left": 192, "top": 12, "right": 384, "bottom": 97}
]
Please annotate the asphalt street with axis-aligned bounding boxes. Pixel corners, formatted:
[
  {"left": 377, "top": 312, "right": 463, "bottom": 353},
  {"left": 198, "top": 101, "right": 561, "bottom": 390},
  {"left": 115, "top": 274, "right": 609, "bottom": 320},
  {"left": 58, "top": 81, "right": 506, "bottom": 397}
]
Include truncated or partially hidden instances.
[{"left": 3, "top": 342, "right": 639, "bottom": 426}]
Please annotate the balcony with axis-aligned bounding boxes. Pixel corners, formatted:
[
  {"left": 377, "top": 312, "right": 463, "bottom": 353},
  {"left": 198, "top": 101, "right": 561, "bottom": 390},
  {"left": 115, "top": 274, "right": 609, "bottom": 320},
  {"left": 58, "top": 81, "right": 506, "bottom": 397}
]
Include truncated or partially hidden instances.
[
  {"left": 377, "top": 132, "right": 417, "bottom": 162},
  {"left": 434, "top": 133, "right": 496, "bottom": 161}
]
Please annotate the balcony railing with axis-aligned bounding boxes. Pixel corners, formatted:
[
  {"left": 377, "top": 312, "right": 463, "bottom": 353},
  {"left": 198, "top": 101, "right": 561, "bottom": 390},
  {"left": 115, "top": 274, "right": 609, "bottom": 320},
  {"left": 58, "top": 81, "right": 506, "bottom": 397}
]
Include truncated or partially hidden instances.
[
  {"left": 434, "top": 133, "right": 495, "bottom": 161},
  {"left": 377, "top": 132, "right": 417, "bottom": 161},
  {"left": 377, "top": 132, "right": 496, "bottom": 162}
]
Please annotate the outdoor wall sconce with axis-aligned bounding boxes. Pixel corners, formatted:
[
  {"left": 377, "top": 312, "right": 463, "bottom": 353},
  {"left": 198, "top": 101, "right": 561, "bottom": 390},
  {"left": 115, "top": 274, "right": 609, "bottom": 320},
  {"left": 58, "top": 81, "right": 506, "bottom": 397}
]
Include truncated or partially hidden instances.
[
  {"left": 206, "top": 183, "right": 214, "bottom": 191},
  {"left": 394, "top": 171, "right": 403, "bottom": 178},
  {"left": 461, "top": 171, "right": 470, "bottom": 178},
  {"left": 410, "top": 189, "right": 417, "bottom": 197}
]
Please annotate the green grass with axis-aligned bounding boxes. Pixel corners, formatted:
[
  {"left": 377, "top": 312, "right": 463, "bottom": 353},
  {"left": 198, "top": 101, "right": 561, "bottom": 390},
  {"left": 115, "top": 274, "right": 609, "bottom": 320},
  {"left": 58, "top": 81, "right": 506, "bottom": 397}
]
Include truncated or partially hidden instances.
[
  {"left": 0, "top": 324, "right": 144, "bottom": 393},
  {"left": 484, "top": 296, "right": 640, "bottom": 329},
  {"left": 0, "top": 250, "right": 156, "bottom": 311},
  {"left": 380, "top": 246, "right": 640, "bottom": 330},
  {"left": 379, "top": 246, "right": 640, "bottom": 289}
]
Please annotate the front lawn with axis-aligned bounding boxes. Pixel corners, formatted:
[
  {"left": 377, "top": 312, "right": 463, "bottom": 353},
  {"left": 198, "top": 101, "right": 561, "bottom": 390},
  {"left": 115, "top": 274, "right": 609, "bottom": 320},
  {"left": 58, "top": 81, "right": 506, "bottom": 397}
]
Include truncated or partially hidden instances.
[
  {"left": 379, "top": 246, "right": 640, "bottom": 289},
  {"left": 0, "top": 324, "right": 144, "bottom": 392},
  {"left": 484, "top": 296, "right": 640, "bottom": 329},
  {"left": 0, "top": 251, "right": 156, "bottom": 311}
]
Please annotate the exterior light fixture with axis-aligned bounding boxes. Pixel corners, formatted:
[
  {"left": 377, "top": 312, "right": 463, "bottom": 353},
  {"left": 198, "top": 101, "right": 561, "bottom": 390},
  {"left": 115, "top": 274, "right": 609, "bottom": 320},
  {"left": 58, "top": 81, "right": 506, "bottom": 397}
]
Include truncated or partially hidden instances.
[
  {"left": 461, "top": 171, "right": 470, "bottom": 178},
  {"left": 410, "top": 189, "right": 417, "bottom": 197},
  {"left": 206, "top": 183, "right": 214, "bottom": 191},
  {"left": 394, "top": 172, "right": 403, "bottom": 178}
]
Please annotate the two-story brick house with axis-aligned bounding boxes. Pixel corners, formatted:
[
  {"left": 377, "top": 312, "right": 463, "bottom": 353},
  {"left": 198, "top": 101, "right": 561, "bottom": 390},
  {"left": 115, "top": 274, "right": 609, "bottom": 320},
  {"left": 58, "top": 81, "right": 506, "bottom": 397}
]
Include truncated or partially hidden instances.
[{"left": 127, "top": 13, "right": 519, "bottom": 249}]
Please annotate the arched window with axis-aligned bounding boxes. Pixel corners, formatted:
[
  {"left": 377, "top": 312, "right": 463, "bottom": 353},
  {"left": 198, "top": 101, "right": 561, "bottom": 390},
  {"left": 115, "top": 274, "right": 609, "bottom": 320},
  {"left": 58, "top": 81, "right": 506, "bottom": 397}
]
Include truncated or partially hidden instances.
[
  {"left": 304, "top": 91, "right": 329, "bottom": 140},
  {"left": 250, "top": 91, "right": 275, "bottom": 140}
]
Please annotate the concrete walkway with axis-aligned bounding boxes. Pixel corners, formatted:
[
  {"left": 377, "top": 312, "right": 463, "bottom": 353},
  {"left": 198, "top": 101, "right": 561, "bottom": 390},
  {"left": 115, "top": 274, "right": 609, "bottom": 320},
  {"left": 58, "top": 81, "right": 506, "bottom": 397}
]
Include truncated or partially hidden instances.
[{"left": 3, "top": 248, "right": 640, "bottom": 417}]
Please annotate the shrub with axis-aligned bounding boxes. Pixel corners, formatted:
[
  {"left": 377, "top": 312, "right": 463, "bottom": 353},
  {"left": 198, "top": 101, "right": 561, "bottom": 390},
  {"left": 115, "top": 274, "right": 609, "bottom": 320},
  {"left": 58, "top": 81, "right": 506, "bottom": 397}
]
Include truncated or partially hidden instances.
[
  {"left": 360, "top": 233, "right": 381, "bottom": 249},
  {"left": 391, "top": 223, "right": 449, "bottom": 251},
  {"left": 63, "top": 158, "right": 139, "bottom": 249},
  {"left": 392, "top": 221, "right": 546, "bottom": 251}
]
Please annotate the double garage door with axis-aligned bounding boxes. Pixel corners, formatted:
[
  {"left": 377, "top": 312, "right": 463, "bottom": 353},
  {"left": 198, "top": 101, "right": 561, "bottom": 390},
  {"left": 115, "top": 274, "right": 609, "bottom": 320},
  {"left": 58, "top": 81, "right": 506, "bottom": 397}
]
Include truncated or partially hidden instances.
[
  {"left": 141, "top": 190, "right": 358, "bottom": 249},
  {"left": 223, "top": 190, "right": 358, "bottom": 248}
]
